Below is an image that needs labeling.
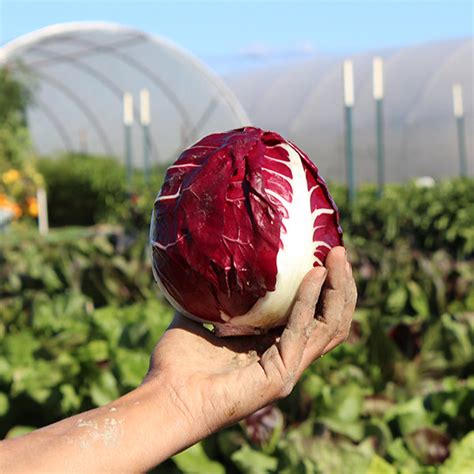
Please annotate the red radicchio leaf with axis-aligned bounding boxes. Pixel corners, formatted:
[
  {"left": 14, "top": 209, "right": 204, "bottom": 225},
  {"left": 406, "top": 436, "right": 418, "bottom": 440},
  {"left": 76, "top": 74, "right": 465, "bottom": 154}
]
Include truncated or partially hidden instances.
[
  {"left": 407, "top": 428, "right": 451, "bottom": 465},
  {"left": 244, "top": 404, "right": 284, "bottom": 446},
  {"left": 150, "top": 127, "right": 343, "bottom": 335}
]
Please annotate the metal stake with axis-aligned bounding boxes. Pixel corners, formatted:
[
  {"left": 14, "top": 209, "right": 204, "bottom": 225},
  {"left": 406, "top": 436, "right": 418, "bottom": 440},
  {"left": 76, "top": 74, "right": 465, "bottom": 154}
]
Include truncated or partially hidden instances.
[
  {"left": 343, "top": 60, "right": 355, "bottom": 203},
  {"left": 453, "top": 84, "right": 467, "bottom": 177},
  {"left": 140, "top": 88, "right": 151, "bottom": 185},
  {"left": 373, "top": 57, "right": 385, "bottom": 197},
  {"left": 123, "top": 92, "right": 134, "bottom": 188}
]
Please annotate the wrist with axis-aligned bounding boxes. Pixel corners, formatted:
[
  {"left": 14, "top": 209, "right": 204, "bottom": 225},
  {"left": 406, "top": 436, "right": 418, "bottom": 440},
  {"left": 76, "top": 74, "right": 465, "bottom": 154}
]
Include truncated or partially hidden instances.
[{"left": 137, "top": 373, "right": 208, "bottom": 461}]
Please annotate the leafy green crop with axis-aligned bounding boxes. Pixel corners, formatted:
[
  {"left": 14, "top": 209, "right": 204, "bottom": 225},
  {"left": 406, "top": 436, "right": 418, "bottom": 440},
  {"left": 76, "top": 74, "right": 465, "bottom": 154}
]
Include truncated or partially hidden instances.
[{"left": 1, "top": 178, "right": 473, "bottom": 473}]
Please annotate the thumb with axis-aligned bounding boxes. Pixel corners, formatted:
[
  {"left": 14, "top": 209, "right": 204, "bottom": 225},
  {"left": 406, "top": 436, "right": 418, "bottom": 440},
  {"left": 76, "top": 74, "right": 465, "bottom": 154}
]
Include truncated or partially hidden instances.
[{"left": 278, "top": 266, "right": 327, "bottom": 371}]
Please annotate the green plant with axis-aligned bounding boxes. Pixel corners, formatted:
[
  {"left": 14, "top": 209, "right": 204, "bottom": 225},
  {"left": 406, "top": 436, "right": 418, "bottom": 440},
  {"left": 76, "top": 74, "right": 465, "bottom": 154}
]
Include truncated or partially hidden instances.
[
  {"left": 0, "top": 66, "right": 43, "bottom": 224},
  {"left": 331, "top": 178, "right": 474, "bottom": 257},
  {"left": 1, "top": 179, "right": 473, "bottom": 473},
  {"left": 37, "top": 154, "right": 165, "bottom": 227}
]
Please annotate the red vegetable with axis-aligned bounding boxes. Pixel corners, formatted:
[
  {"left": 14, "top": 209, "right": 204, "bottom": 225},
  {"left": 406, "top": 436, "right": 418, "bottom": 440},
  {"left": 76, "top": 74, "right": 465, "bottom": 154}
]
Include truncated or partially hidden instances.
[{"left": 150, "top": 127, "right": 342, "bottom": 335}]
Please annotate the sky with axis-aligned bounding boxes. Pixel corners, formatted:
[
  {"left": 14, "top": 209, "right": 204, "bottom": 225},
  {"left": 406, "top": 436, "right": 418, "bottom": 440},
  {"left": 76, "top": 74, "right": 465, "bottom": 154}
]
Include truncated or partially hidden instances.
[{"left": 0, "top": 0, "right": 472, "bottom": 73}]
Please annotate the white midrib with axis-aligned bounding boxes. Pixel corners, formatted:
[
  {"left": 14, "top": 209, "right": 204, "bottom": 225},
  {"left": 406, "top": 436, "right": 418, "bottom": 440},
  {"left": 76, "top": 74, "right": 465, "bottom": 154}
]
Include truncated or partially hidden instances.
[{"left": 228, "top": 143, "right": 316, "bottom": 327}]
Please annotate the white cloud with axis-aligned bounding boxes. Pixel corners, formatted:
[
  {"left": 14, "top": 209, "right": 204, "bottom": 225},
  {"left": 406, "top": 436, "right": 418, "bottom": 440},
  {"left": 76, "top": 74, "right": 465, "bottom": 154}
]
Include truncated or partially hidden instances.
[{"left": 238, "top": 42, "right": 272, "bottom": 57}]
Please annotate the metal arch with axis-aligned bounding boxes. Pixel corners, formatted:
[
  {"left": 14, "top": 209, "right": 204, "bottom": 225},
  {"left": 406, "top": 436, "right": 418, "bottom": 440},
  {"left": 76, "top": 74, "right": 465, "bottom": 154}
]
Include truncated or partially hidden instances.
[
  {"left": 25, "top": 34, "right": 147, "bottom": 68},
  {"left": 0, "top": 22, "right": 251, "bottom": 163},
  {"left": 403, "top": 41, "right": 471, "bottom": 124},
  {"left": 168, "top": 98, "right": 220, "bottom": 161},
  {"left": 33, "top": 70, "right": 114, "bottom": 155},
  {"left": 286, "top": 60, "right": 344, "bottom": 135},
  {"left": 398, "top": 40, "right": 471, "bottom": 167},
  {"left": 27, "top": 44, "right": 161, "bottom": 163},
  {"left": 44, "top": 35, "right": 195, "bottom": 140},
  {"left": 0, "top": 22, "right": 250, "bottom": 128},
  {"left": 255, "top": 58, "right": 336, "bottom": 131},
  {"left": 187, "top": 98, "right": 220, "bottom": 146},
  {"left": 31, "top": 96, "right": 74, "bottom": 150}
]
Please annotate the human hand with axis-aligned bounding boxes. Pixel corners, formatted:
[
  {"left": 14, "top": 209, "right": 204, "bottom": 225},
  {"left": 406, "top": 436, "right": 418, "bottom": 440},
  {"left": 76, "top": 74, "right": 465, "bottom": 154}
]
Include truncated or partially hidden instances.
[{"left": 143, "top": 246, "right": 357, "bottom": 440}]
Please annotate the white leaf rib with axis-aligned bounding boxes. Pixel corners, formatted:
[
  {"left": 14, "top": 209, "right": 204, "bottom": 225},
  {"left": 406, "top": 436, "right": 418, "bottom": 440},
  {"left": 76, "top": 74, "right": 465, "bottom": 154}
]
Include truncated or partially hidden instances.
[
  {"left": 191, "top": 145, "right": 218, "bottom": 150},
  {"left": 266, "top": 189, "right": 289, "bottom": 204},
  {"left": 155, "top": 185, "right": 183, "bottom": 203},
  {"left": 263, "top": 154, "right": 289, "bottom": 163},
  {"left": 152, "top": 234, "right": 185, "bottom": 250},
  {"left": 168, "top": 163, "right": 200, "bottom": 170},
  {"left": 261, "top": 166, "right": 292, "bottom": 183},
  {"left": 314, "top": 241, "right": 332, "bottom": 250},
  {"left": 312, "top": 208, "right": 334, "bottom": 219}
]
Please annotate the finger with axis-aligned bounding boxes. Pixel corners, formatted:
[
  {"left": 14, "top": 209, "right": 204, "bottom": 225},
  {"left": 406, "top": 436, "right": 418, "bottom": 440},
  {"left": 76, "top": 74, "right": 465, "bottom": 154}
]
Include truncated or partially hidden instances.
[
  {"left": 278, "top": 266, "right": 327, "bottom": 369},
  {"left": 258, "top": 266, "right": 327, "bottom": 397},
  {"left": 296, "top": 247, "right": 348, "bottom": 373},
  {"left": 342, "top": 260, "right": 357, "bottom": 332},
  {"left": 320, "top": 260, "right": 357, "bottom": 354},
  {"left": 315, "top": 246, "right": 347, "bottom": 325}
]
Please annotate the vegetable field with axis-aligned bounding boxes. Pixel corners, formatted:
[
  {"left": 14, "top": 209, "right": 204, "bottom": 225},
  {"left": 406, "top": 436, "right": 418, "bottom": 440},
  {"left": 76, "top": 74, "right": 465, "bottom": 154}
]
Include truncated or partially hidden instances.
[{"left": 1, "top": 175, "right": 473, "bottom": 473}]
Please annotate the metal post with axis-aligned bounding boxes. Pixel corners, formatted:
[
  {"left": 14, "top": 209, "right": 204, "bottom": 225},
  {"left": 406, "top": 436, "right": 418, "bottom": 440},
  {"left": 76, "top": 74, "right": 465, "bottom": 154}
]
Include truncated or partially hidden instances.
[
  {"left": 143, "top": 125, "right": 151, "bottom": 185},
  {"left": 140, "top": 88, "right": 151, "bottom": 185},
  {"left": 343, "top": 60, "right": 355, "bottom": 203},
  {"left": 373, "top": 57, "right": 385, "bottom": 197},
  {"left": 452, "top": 84, "right": 467, "bottom": 177},
  {"left": 37, "top": 187, "right": 49, "bottom": 235},
  {"left": 123, "top": 92, "right": 134, "bottom": 188}
]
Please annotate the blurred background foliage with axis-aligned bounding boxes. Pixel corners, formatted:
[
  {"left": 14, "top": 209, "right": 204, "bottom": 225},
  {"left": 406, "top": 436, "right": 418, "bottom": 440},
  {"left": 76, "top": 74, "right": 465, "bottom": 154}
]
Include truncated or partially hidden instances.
[
  {"left": 0, "top": 66, "right": 43, "bottom": 223},
  {"left": 0, "top": 67, "right": 473, "bottom": 473},
  {"left": 1, "top": 172, "right": 473, "bottom": 473}
]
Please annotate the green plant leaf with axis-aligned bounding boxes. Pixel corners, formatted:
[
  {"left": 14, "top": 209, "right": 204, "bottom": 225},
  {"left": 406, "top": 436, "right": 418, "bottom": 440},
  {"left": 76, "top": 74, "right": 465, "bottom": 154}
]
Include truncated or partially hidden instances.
[
  {"left": 173, "top": 442, "right": 225, "bottom": 474},
  {"left": 439, "top": 431, "right": 474, "bottom": 474},
  {"left": 407, "top": 281, "right": 430, "bottom": 317},
  {"left": 89, "top": 371, "right": 119, "bottom": 406},
  {"left": 386, "top": 286, "right": 408, "bottom": 314},
  {"left": 231, "top": 445, "right": 278, "bottom": 474},
  {"left": 78, "top": 340, "right": 109, "bottom": 363},
  {"left": 115, "top": 348, "right": 149, "bottom": 388},
  {"left": 367, "top": 455, "right": 396, "bottom": 474},
  {"left": 384, "top": 397, "right": 433, "bottom": 436},
  {"left": 60, "top": 384, "right": 81, "bottom": 413},
  {"left": 0, "top": 392, "right": 9, "bottom": 416},
  {"left": 5, "top": 425, "right": 36, "bottom": 439}
]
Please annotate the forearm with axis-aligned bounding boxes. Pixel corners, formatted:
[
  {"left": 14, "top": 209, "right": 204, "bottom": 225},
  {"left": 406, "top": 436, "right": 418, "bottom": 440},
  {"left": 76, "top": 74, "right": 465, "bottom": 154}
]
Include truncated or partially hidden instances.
[{"left": 0, "top": 376, "right": 198, "bottom": 473}]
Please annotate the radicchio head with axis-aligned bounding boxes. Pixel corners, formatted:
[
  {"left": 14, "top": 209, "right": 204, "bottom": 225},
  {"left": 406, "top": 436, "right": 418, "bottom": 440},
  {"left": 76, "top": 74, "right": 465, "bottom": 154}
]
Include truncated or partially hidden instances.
[{"left": 150, "top": 127, "right": 342, "bottom": 335}]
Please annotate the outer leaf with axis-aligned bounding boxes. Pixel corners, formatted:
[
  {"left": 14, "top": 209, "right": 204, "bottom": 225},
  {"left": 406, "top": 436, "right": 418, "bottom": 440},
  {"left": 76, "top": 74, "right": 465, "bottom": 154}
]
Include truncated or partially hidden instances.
[
  {"left": 406, "top": 428, "right": 450, "bottom": 465},
  {"left": 407, "top": 281, "right": 429, "bottom": 317},
  {"left": 439, "top": 431, "right": 474, "bottom": 474},
  {"left": 231, "top": 445, "right": 278, "bottom": 474},
  {"left": 172, "top": 443, "right": 225, "bottom": 474},
  {"left": 60, "top": 384, "right": 81, "bottom": 413},
  {"left": 0, "top": 392, "right": 9, "bottom": 416},
  {"left": 5, "top": 425, "right": 36, "bottom": 439},
  {"left": 367, "top": 455, "right": 396, "bottom": 474},
  {"left": 89, "top": 371, "right": 119, "bottom": 406}
]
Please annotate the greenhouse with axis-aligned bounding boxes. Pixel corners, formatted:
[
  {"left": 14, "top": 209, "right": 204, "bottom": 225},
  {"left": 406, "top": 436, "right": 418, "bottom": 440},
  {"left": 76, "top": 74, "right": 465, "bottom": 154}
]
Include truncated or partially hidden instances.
[
  {"left": 227, "top": 38, "right": 473, "bottom": 183},
  {"left": 0, "top": 24, "right": 471, "bottom": 183},
  {"left": 0, "top": 22, "right": 250, "bottom": 166}
]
